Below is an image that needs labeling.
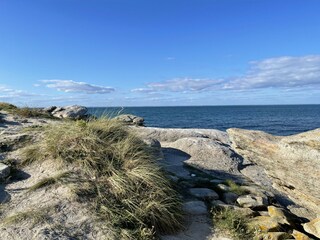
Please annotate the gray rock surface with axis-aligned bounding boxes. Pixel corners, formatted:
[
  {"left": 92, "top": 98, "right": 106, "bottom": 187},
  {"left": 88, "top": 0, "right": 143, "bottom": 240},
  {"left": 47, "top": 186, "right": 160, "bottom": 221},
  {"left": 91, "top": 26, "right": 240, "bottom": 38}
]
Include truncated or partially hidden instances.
[
  {"left": 134, "top": 127, "right": 230, "bottom": 144},
  {"left": 222, "top": 192, "right": 239, "bottom": 204},
  {"left": 227, "top": 128, "right": 320, "bottom": 218},
  {"left": 189, "top": 188, "right": 219, "bottom": 200},
  {"left": 51, "top": 105, "right": 88, "bottom": 119},
  {"left": 114, "top": 114, "right": 144, "bottom": 126},
  {"left": 183, "top": 201, "right": 208, "bottom": 215},
  {"left": 166, "top": 137, "right": 243, "bottom": 180},
  {"left": 236, "top": 194, "right": 268, "bottom": 208}
]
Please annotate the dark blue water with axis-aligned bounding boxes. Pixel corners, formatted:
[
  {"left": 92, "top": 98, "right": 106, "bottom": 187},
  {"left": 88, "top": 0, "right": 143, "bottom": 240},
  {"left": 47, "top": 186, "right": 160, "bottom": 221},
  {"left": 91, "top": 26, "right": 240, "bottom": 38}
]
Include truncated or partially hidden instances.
[{"left": 88, "top": 105, "right": 320, "bottom": 136}]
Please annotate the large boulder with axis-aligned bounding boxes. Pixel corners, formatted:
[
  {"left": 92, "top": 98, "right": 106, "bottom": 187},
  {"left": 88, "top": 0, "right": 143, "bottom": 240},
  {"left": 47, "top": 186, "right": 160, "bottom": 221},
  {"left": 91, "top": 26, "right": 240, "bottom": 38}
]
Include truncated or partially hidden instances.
[
  {"left": 166, "top": 137, "right": 242, "bottom": 179},
  {"left": 227, "top": 128, "right": 320, "bottom": 219},
  {"left": 51, "top": 105, "right": 88, "bottom": 120},
  {"left": 114, "top": 114, "right": 144, "bottom": 126}
]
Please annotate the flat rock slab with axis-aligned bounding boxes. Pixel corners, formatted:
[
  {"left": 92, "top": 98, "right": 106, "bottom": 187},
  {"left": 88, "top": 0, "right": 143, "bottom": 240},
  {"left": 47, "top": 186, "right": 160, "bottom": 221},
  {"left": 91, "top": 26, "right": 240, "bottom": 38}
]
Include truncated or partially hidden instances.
[
  {"left": 183, "top": 201, "right": 208, "bottom": 215},
  {"left": 189, "top": 188, "right": 219, "bottom": 200},
  {"left": 161, "top": 215, "right": 213, "bottom": 240}
]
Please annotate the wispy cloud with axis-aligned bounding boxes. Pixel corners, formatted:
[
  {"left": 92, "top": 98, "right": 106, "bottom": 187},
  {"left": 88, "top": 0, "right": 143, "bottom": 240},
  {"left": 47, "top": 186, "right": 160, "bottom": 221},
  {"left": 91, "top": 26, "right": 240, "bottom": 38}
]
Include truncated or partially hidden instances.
[
  {"left": 41, "top": 80, "right": 115, "bottom": 94},
  {"left": 0, "top": 86, "right": 37, "bottom": 99},
  {"left": 132, "top": 78, "right": 223, "bottom": 93},
  {"left": 224, "top": 55, "right": 320, "bottom": 89},
  {"left": 133, "top": 55, "right": 320, "bottom": 93}
]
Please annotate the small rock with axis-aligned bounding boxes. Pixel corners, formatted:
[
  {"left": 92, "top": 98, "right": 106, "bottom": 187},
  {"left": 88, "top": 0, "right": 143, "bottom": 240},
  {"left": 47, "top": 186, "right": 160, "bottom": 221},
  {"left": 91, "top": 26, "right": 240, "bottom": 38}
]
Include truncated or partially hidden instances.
[
  {"left": 249, "top": 216, "right": 280, "bottom": 232},
  {"left": 222, "top": 192, "right": 239, "bottom": 204},
  {"left": 211, "top": 200, "right": 231, "bottom": 209},
  {"left": 292, "top": 230, "right": 310, "bottom": 240},
  {"left": 189, "top": 188, "right": 219, "bottom": 200},
  {"left": 267, "top": 206, "right": 290, "bottom": 225},
  {"left": 183, "top": 201, "right": 207, "bottom": 215},
  {"left": 303, "top": 218, "right": 320, "bottom": 239},
  {"left": 217, "top": 184, "right": 230, "bottom": 191},
  {"left": 237, "top": 194, "right": 268, "bottom": 208},
  {"left": 191, "top": 174, "right": 196, "bottom": 177},
  {"left": 0, "top": 163, "right": 10, "bottom": 178}
]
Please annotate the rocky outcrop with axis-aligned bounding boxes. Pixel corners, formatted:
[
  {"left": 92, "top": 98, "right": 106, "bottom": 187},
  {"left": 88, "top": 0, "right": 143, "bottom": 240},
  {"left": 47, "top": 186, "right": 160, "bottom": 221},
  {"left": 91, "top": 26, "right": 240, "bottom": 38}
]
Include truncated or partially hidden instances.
[
  {"left": 166, "top": 137, "right": 243, "bottom": 179},
  {"left": 45, "top": 105, "right": 88, "bottom": 120},
  {"left": 134, "top": 127, "right": 229, "bottom": 144},
  {"left": 227, "top": 128, "right": 320, "bottom": 218},
  {"left": 114, "top": 114, "right": 144, "bottom": 126}
]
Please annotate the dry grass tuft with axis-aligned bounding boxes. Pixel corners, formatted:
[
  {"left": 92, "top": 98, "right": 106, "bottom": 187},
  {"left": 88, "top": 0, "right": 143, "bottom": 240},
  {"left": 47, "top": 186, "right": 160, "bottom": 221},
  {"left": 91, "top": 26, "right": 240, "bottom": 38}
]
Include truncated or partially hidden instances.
[
  {"left": 21, "top": 117, "right": 183, "bottom": 238},
  {"left": 1, "top": 206, "right": 57, "bottom": 227},
  {"left": 212, "top": 208, "right": 256, "bottom": 240},
  {"left": 27, "top": 171, "right": 72, "bottom": 192}
]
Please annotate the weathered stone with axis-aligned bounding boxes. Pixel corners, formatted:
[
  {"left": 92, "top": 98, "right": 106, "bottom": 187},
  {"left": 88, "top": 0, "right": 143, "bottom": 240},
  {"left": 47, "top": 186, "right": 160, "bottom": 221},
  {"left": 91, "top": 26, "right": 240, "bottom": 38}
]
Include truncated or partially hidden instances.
[
  {"left": 222, "top": 192, "right": 239, "bottom": 204},
  {"left": 249, "top": 216, "right": 280, "bottom": 232},
  {"left": 237, "top": 194, "right": 268, "bottom": 208},
  {"left": 43, "top": 106, "right": 57, "bottom": 113},
  {"left": 292, "top": 230, "right": 310, "bottom": 240},
  {"left": 189, "top": 188, "right": 219, "bottom": 200},
  {"left": 217, "top": 184, "right": 230, "bottom": 191},
  {"left": 164, "top": 137, "right": 243, "bottom": 179},
  {"left": 52, "top": 105, "right": 88, "bottom": 120},
  {"left": 183, "top": 201, "right": 207, "bottom": 215},
  {"left": 303, "top": 218, "right": 320, "bottom": 239},
  {"left": 268, "top": 206, "right": 290, "bottom": 225},
  {"left": 114, "top": 114, "right": 144, "bottom": 126},
  {"left": 227, "top": 128, "right": 320, "bottom": 218},
  {"left": 0, "top": 163, "right": 10, "bottom": 178}
]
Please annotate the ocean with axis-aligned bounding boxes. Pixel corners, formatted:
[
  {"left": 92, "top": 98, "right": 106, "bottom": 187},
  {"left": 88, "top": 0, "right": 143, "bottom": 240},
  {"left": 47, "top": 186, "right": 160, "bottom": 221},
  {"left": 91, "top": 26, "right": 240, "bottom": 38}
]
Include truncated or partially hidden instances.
[{"left": 88, "top": 105, "right": 320, "bottom": 136}]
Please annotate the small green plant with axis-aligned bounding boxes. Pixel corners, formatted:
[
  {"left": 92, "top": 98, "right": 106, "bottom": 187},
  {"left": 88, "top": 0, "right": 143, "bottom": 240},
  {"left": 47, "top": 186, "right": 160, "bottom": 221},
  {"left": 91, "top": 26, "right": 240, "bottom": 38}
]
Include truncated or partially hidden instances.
[
  {"left": 212, "top": 208, "right": 255, "bottom": 240},
  {"left": 225, "top": 179, "right": 248, "bottom": 195}
]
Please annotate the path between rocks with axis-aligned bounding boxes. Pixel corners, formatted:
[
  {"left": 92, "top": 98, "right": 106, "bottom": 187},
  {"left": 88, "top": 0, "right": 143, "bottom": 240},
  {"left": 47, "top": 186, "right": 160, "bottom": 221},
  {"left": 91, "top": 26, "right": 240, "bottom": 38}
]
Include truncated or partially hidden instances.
[{"left": 159, "top": 146, "right": 232, "bottom": 240}]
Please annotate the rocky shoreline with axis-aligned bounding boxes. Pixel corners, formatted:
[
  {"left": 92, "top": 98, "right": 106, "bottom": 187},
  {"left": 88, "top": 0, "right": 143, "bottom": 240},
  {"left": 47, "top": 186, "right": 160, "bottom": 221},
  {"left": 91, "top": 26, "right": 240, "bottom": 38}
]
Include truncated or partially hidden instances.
[{"left": 0, "top": 105, "right": 319, "bottom": 239}]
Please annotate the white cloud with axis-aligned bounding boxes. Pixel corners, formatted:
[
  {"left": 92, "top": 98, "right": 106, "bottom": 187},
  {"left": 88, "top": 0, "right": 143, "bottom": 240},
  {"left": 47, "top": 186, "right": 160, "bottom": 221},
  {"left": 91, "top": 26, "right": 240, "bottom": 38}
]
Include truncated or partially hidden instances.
[
  {"left": 133, "top": 55, "right": 320, "bottom": 93},
  {"left": 0, "top": 86, "right": 36, "bottom": 99},
  {"left": 41, "top": 80, "right": 115, "bottom": 94},
  {"left": 224, "top": 55, "right": 320, "bottom": 89},
  {"left": 132, "top": 78, "right": 223, "bottom": 93}
]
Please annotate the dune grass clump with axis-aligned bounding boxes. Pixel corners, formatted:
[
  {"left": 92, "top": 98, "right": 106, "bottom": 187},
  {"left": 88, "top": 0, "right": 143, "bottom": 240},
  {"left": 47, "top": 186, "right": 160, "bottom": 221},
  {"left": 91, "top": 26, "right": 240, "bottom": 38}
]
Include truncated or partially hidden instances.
[
  {"left": 21, "top": 118, "right": 183, "bottom": 239},
  {"left": 212, "top": 208, "right": 255, "bottom": 240},
  {"left": 0, "top": 102, "right": 53, "bottom": 118}
]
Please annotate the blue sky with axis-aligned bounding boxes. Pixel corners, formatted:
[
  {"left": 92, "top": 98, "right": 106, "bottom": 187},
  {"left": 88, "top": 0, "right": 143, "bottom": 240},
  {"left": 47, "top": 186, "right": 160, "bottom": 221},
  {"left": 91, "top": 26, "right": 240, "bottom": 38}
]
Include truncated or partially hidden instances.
[{"left": 0, "top": 0, "right": 320, "bottom": 107}]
